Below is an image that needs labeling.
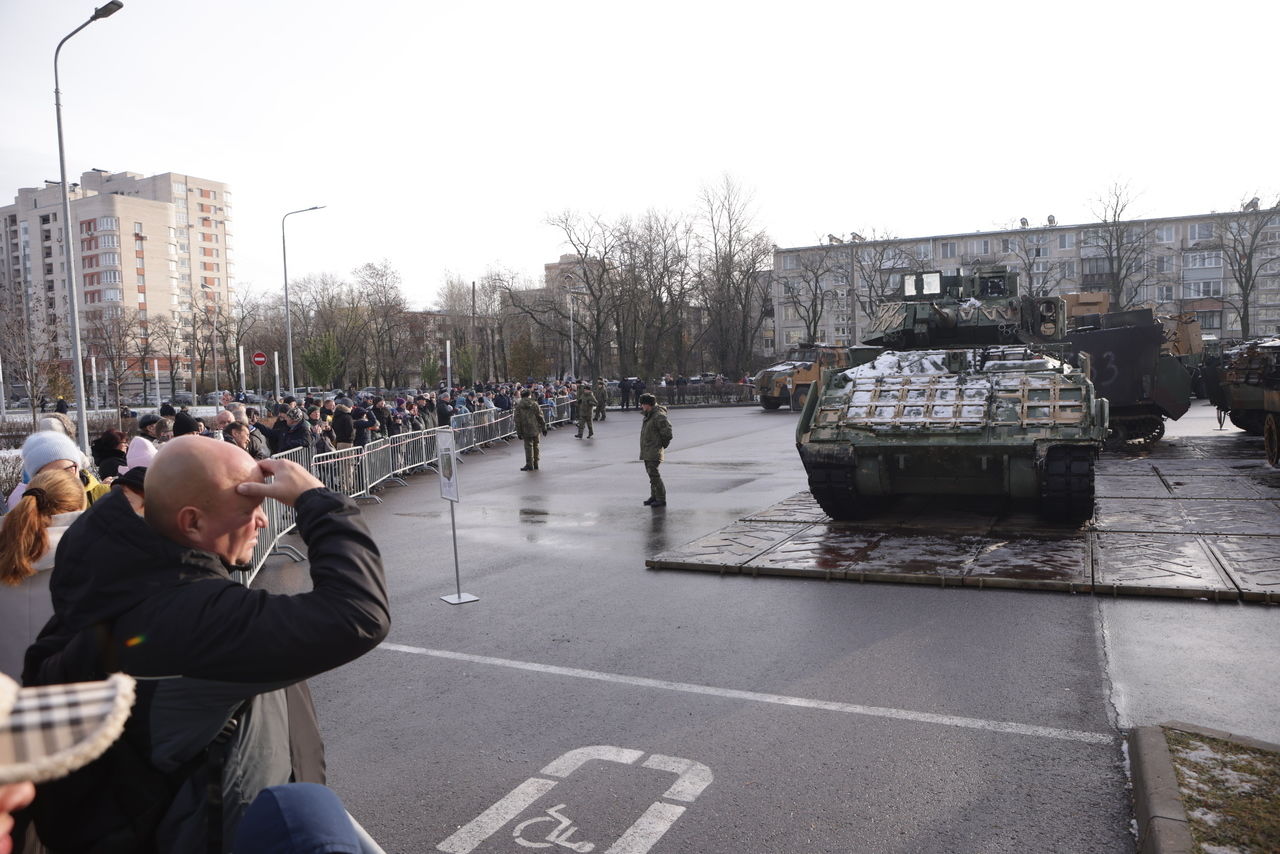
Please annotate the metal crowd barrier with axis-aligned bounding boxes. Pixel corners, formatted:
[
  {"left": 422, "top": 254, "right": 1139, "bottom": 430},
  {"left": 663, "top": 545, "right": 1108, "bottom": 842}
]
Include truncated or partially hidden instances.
[{"left": 233, "top": 411, "right": 537, "bottom": 585}]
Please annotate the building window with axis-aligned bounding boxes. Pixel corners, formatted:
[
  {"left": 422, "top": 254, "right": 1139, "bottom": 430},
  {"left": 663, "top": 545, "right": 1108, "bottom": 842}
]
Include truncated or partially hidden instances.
[
  {"left": 1083, "top": 257, "right": 1112, "bottom": 275},
  {"left": 133, "top": 222, "right": 143, "bottom": 233},
  {"left": 101, "top": 270, "right": 121, "bottom": 284},
  {"left": 1185, "top": 251, "right": 1222, "bottom": 268},
  {"left": 941, "top": 241, "right": 957, "bottom": 259},
  {"left": 1060, "top": 261, "right": 1077, "bottom": 278},
  {"left": 1155, "top": 285, "right": 1175, "bottom": 302},
  {"left": 173, "top": 182, "right": 187, "bottom": 195},
  {"left": 80, "top": 237, "right": 97, "bottom": 251},
  {"left": 1195, "top": 311, "right": 1221, "bottom": 330},
  {"left": 782, "top": 255, "right": 799, "bottom": 270},
  {"left": 1032, "top": 260, "right": 1051, "bottom": 273},
  {"left": 1031, "top": 246, "right": 1049, "bottom": 258},
  {"left": 83, "top": 255, "right": 99, "bottom": 269},
  {"left": 916, "top": 243, "right": 932, "bottom": 260},
  {"left": 79, "top": 219, "right": 96, "bottom": 235},
  {"left": 1001, "top": 238, "right": 1019, "bottom": 253},
  {"left": 99, "top": 234, "right": 119, "bottom": 249},
  {"left": 99, "top": 217, "right": 119, "bottom": 231},
  {"left": 137, "top": 275, "right": 145, "bottom": 285},
  {"left": 1185, "top": 281, "right": 1222, "bottom": 298},
  {"left": 1155, "top": 255, "right": 1176, "bottom": 273},
  {"left": 1154, "top": 225, "right": 1175, "bottom": 243},
  {"left": 103, "top": 288, "right": 122, "bottom": 302},
  {"left": 1058, "top": 233, "right": 1076, "bottom": 250},
  {"left": 101, "top": 252, "right": 120, "bottom": 267},
  {"left": 136, "top": 256, "right": 145, "bottom": 268},
  {"left": 1188, "top": 223, "right": 1214, "bottom": 241},
  {"left": 969, "top": 239, "right": 990, "bottom": 255}
]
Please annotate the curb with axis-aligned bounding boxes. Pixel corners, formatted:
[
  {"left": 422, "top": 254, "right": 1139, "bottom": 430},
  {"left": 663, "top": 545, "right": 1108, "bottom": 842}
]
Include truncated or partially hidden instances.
[{"left": 1129, "top": 721, "right": 1280, "bottom": 854}]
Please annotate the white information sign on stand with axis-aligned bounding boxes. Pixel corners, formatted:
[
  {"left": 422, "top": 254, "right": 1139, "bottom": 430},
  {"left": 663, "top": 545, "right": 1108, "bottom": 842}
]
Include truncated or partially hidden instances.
[
  {"left": 437, "top": 429, "right": 461, "bottom": 503},
  {"left": 438, "top": 429, "right": 477, "bottom": 604}
]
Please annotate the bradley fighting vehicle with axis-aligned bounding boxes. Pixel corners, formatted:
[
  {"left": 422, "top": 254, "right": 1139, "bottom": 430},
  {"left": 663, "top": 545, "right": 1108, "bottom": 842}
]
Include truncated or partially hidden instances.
[
  {"left": 796, "top": 270, "right": 1108, "bottom": 522},
  {"left": 1207, "top": 336, "right": 1280, "bottom": 465},
  {"left": 754, "top": 343, "right": 852, "bottom": 410},
  {"left": 1062, "top": 298, "right": 1198, "bottom": 449}
]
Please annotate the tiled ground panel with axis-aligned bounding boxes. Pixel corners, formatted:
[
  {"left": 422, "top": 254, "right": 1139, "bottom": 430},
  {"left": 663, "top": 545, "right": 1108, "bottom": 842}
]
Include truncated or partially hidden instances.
[{"left": 648, "top": 436, "right": 1280, "bottom": 603}]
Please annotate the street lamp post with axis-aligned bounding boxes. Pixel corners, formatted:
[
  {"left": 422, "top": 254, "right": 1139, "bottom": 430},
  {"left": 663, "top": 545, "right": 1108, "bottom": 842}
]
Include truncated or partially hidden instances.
[
  {"left": 281, "top": 205, "right": 324, "bottom": 394},
  {"left": 56, "top": 0, "right": 123, "bottom": 452}
]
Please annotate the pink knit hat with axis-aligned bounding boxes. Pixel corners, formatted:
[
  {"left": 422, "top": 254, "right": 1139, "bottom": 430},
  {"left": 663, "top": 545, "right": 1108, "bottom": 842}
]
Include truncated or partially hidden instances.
[{"left": 118, "top": 436, "right": 158, "bottom": 475}]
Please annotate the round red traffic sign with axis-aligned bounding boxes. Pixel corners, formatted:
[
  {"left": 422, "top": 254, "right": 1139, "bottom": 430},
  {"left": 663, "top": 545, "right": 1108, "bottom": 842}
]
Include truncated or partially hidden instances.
[{"left": 251, "top": 351, "right": 267, "bottom": 367}]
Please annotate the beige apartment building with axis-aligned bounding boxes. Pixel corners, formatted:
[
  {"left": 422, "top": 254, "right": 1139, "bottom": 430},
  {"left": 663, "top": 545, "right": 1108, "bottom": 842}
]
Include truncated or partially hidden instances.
[
  {"left": 0, "top": 168, "right": 232, "bottom": 394},
  {"left": 767, "top": 208, "right": 1280, "bottom": 355}
]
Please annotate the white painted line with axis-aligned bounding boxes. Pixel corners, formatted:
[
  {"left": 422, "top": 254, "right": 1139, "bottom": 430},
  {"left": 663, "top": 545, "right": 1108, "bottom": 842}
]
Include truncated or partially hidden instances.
[
  {"left": 603, "top": 802, "right": 686, "bottom": 854},
  {"left": 436, "top": 777, "right": 558, "bottom": 854},
  {"left": 380, "top": 642, "right": 1114, "bottom": 745}
]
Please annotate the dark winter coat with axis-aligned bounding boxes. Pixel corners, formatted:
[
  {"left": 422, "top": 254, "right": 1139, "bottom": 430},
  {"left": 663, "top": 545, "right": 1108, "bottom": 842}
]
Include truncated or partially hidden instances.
[
  {"left": 25, "top": 488, "right": 389, "bottom": 853},
  {"left": 514, "top": 397, "right": 545, "bottom": 439},
  {"left": 331, "top": 409, "right": 355, "bottom": 444}
]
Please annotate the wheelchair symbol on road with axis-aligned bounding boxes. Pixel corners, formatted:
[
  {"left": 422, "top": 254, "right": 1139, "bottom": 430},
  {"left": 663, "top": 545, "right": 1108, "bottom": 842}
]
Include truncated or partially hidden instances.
[
  {"left": 436, "top": 745, "right": 713, "bottom": 854},
  {"left": 512, "top": 803, "right": 594, "bottom": 851}
]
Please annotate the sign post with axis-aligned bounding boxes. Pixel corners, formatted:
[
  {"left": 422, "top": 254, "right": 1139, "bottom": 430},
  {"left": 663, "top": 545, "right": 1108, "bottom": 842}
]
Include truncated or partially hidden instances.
[{"left": 437, "top": 429, "right": 477, "bottom": 605}]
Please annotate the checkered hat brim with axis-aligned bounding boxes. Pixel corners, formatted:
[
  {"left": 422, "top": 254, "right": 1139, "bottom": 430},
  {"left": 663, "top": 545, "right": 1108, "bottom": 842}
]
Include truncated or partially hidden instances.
[{"left": 0, "top": 672, "right": 135, "bottom": 784}]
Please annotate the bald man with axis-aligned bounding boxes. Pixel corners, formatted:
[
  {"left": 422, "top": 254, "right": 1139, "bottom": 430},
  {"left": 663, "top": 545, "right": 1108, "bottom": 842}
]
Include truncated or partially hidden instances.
[{"left": 24, "top": 436, "right": 389, "bottom": 853}]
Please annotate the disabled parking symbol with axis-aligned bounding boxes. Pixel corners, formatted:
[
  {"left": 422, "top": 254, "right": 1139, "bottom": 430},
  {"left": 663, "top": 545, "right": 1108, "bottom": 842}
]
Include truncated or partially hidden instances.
[{"left": 437, "top": 745, "right": 713, "bottom": 854}]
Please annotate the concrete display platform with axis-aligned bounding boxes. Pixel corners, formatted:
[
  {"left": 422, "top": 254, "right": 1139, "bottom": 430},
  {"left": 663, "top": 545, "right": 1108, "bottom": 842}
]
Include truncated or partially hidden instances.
[{"left": 647, "top": 434, "right": 1280, "bottom": 602}]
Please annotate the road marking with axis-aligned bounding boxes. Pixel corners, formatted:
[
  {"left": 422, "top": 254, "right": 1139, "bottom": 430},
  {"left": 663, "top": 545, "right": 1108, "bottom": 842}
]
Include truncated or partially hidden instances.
[
  {"left": 437, "top": 745, "right": 710, "bottom": 854},
  {"left": 380, "top": 642, "right": 1114, "bottom": 745}
]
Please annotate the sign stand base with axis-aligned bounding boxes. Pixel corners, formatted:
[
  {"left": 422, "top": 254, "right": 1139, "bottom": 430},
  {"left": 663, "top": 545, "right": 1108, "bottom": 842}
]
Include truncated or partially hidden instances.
[{"left": 441, "top": 592, "right": 480, "bottom": 605}]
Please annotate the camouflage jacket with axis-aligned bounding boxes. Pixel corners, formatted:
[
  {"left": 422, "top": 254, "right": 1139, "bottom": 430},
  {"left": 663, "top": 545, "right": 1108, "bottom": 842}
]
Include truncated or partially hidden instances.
[
  {"left": 515, "top": 397, "right": 546, "bottom": 439},
  {"left": 639, "top": 405, "right": 672, "bottom": 461}
]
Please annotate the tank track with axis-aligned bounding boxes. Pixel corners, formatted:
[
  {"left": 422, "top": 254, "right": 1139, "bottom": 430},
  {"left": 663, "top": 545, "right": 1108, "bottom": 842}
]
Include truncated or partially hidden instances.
[
  {"left": 1040, "top": 446, "right": 1096, "bottom": 522},
  {"left": 1103, "top": 416, "right": 1166, "bottom": 450},
  {"left": 807, "top": 465, "right": 861, "bottom": 521}
]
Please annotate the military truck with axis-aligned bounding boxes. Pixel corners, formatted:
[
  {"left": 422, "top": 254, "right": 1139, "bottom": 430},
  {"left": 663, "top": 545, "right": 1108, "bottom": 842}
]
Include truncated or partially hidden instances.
[
  {"left": 1062, "top": 301, "right": 1197, "bottom": 449},
  {"left": 754, "top": 343, "right": 851, "bottom": 411},
  {"left": 797, "top": 270, "right": 1108, "bottom": 522},
  {"left": 1207, "top": 337, "right": 1280, "bottom": 464}
]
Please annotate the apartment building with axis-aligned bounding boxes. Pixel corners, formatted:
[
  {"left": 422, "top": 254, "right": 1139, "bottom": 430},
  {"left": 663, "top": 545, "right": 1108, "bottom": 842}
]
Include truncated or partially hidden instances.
[
  {"left": 0, "top": 168, "right": 233, "bottom": 392},
  {"left": 768, "top": 208, "right": 1280, "bottom": 353}
]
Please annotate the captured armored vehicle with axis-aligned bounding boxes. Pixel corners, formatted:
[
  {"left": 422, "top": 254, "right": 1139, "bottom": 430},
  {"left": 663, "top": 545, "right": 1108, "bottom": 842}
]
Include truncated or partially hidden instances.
[
  {"left": 1207, "top": 337, "right": 1280, "bottom": 464},
  {"left": 1063, "top": 301, "right": 1197, "bottom": 449},
  {"left": 797, "top": 270, "right": 1107, "bottom": 522},
  {"left": 754, "top": 343, "right": 851, "bottom": 411}
]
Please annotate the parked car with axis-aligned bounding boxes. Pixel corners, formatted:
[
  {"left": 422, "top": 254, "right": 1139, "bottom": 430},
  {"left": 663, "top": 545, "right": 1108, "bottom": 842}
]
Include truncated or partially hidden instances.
[{"left": 166, "top": 392, "right": 194, "bottom": 406}]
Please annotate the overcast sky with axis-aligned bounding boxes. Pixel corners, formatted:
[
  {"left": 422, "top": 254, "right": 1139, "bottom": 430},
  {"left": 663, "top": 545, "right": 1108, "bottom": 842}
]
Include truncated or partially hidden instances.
[{"left": 3, "top": 1, "right": 1275, "bottom": 309}]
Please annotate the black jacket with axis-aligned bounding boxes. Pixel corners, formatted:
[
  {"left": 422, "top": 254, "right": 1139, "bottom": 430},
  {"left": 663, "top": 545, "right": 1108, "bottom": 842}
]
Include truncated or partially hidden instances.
[
  {"left": 26, "top": 488, "right": 389, "bottom": 852},
  {"left": 331, "top": 410, "right": 355, "bottom": 443}
]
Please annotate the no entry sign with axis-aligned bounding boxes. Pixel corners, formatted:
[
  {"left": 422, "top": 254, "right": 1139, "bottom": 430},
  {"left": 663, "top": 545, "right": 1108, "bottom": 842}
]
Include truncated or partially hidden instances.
[{"left": 251, "top": 351, "right": 267, "bottom": 366}]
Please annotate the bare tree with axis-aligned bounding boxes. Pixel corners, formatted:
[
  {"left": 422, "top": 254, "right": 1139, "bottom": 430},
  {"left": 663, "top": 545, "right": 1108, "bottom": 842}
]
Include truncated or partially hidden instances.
[
  {"left": 778, "top": 241, "right": 850, "bottom": 342},
  {"left": 847, "top": 229, "right": 911, "bottom": 338},
  {"left": 1084, "top": 183, "right": 1166, "bottom": 308},
  {"left": 357, "top": 261, "right": 415, "bottom": 387},
  {"left": 0, "top": 279, "right": 65, "bottom": 427},
  {"left": 693, "top": 176, "right": 773, "bottom": 378},
  {"left": 83, "top": 306, "right": 143, "bottom": 416},
  {"left": 147, "top": 312, "right": 189, "bottom": 398},
  {"left": 998, "top": 226, "right": 1075, "bottom": 297},
  {"left": 1214, "top": 195, "right": 1280, "bottom": 338}
]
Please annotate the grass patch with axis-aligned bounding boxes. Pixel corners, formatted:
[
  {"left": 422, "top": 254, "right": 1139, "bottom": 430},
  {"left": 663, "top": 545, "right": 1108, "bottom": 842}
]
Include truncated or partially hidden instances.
[{"left": 1165, "top": 727, "right": 1280, "bottom": 854}]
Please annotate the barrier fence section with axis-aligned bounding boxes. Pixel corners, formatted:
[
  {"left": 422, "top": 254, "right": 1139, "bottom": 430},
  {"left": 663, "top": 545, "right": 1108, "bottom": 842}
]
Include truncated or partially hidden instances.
[{"left": 233, "top": 404, "right": 549, "bottom": 586}]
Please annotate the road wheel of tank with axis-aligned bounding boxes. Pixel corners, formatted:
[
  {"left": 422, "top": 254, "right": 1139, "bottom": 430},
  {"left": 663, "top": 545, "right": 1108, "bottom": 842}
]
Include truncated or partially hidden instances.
[
  {"left": 807, "top": 466, "right": 861, "bottom": 521},
  {"left": 790, "top": 385, "right": 809, "bottom": 412},
  {"left": 1228, "top": 409, "right": 1266, "bottom": 436},
  {"left": 760, "top": 396, "right": 783, "bottom": 410},
  {"left": 1040, "top": 446, "right": 1095, "bottom": 523},
  {"left": 1265, "top": 414, "right": 1280, "bottom": 467},
  {"left": 1103, "top": 421, "right": 1128, "bottom": 451}
]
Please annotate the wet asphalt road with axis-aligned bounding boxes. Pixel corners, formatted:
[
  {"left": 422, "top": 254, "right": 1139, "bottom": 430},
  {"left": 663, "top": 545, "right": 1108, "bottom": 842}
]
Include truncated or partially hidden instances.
[{"left": 255, "top": 403, "right": 1276, "bottom": 854}]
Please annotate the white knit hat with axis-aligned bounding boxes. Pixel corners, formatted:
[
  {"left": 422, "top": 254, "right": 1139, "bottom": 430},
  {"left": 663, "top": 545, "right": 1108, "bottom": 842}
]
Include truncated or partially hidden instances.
[
  {"left": 0, "top": 672, "right": 135, "bottom": 784},
  {"left": 20, "top": 431, "right": 81, "bottom": 480}
]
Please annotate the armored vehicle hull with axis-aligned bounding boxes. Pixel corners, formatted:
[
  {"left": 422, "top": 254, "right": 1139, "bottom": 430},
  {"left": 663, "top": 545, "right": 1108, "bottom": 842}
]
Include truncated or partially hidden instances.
[
  {"left": 1208, "top": 337, "right": 1280, "bottom": 463},
  {"left": 798, "top": 347, "right": 1107, "bottom": 521},
  {"left": 1065, "top": 308, "right": 1194, "bottom": 449},
  {"left": 755, "top": 343, "right": 851, "bottom": 411}
]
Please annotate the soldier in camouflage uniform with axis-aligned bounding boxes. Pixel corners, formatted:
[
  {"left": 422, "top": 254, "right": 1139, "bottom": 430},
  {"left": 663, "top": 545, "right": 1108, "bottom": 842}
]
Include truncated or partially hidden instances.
[
  {"left": 638, "top": 392, "right": 672, "bottom": 506},
  {"left": 515, "top": 389, "right": 546, "bottom": 470},
  {"left": 593, "top": 377, "right": 607, "bottom": 421},
  {"left": 575, "top": 382, "right": 596, "bottom": 438}
]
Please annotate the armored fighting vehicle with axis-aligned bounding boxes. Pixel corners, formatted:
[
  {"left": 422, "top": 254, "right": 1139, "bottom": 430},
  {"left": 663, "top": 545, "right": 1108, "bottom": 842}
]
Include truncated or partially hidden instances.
[
  {"left": 1207, "top": 337, "right": 1280, "bottom": 464},
  {"left": 797, "top": 270, "right": 1108, "bottom": 522},
  {"left": 754, "top": 343, "right": 851, "bottom": 411},
  {"left": 1063, "top": 304, "right": 1197, "bottom": 449}
]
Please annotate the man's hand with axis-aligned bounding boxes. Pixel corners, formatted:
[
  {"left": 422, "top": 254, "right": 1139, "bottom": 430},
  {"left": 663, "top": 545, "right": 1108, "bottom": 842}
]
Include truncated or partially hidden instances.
[
  {"left": 236, "top": 458, "right": 324, "bottom": 506},
  {"left": 0, "top": 781, "right": 36, "bottom": 854}
]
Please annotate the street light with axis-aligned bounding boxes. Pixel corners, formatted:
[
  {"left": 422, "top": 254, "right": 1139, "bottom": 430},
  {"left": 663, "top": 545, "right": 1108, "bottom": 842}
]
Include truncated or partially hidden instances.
[
  {"left": 281, "top": 205, "right": 324, "bottom": 394},
  {"left": 56, "top": 0, "right": 124, "bottom": 452}
]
